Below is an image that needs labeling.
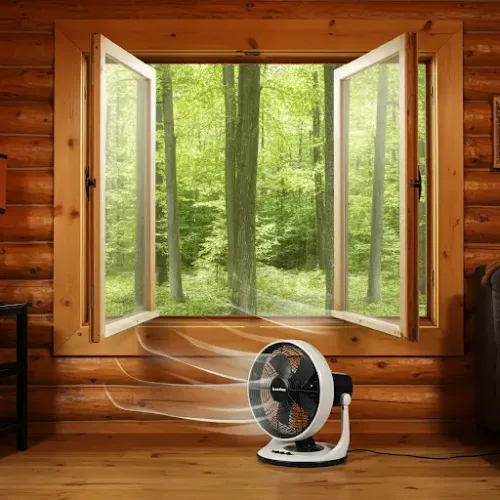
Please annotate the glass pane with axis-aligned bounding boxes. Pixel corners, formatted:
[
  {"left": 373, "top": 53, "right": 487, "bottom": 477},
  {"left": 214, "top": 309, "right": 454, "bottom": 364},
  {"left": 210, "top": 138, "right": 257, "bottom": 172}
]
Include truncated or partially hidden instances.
[
  {"left": 104, "top": 56, "right": 148, "bottom": 322},
  {"left": 344, "top": 55, "right": 402, "bottom": 321},
  {"left": 418, "top": 63, "right": 428, "bottom": 317}
]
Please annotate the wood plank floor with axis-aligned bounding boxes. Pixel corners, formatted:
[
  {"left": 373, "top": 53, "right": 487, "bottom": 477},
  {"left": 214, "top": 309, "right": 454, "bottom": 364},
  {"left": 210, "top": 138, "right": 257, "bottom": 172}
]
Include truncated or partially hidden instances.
[{"left": 0, "top": 433, "right": 499, "bottom": 499}]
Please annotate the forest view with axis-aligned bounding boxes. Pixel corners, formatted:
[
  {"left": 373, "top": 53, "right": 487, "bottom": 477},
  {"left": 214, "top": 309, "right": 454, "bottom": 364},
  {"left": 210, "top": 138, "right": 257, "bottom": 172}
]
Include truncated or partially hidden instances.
[{"left": 104, "top": 62, "right": 427, "bottom": 319}]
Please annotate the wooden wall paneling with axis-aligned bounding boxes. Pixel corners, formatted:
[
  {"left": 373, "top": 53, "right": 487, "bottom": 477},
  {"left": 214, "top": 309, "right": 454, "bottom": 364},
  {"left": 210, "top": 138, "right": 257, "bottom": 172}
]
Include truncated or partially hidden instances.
[
  {"left": 0, "top": 68, "right": 53, "bottom": 101},
  {"left": 464, "top": 136, "right": 492, "bottom": 169},
  {"left": 0, "top": 384, "right": 474, "bottom": 421},
  {"left": 465, "top": 244, "right": 500, "bottom": 277},
  {"left": 0, "top": 280, "right": 53, "bottom": 313},
  {"left": 464, "top": 170, "right": 500, "bottom": 205},
  {"left": 0, "top": 243, "right": 53, "bottom": 280},
  {"left": 463, "top": 101, "right": 492, "bottom": 135},
  {"left": 464, "top": 67, "right": 500, "bottom": 101},
  {"left": 0, "top": 1, "right": 497, "bottom": 31},
  {"left": 6, "top": 168, "right": 53, "bottom": 205},
  {"left": 0, "top": 32, "right": 54, "bottom": 67},
  {"left": 0, "top": 315, "right": 52, "bottom": 349},
  {"left": 0, "top": 349, "right": 473, "bottom": 386},
  {"left": 464, "top": 33, "right": 500, "bottom": 67},
  {"left": 0, "top": 206, "right": 53, "bottom": 242},
  {"left": 0, "top": 136, "right": 53, "bottom": 168},
  {"left": 0, "top": 102, "right": 53, "bottom": 135},
  {"left": 465, "top": 206, "right": 500, "bottom": 243}
]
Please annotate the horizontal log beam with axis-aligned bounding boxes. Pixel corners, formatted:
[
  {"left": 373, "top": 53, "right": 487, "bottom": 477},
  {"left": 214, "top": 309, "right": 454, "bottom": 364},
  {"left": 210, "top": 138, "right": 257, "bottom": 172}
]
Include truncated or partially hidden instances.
[
  {"left": 0, "top": 316, "right": 52, "bottom": 349},
  {"left": 464, "top": 67, "right": 500, "bottom": 101},
  {"left": 464, "top": 170, "right": 500, "bottom": 205},
  {"left": 464, "top": 244, "right": 500, "bottom": 277},
  {"left": 0, "top": 206, "right": 53, "bottom": 242},
  {"left": 464, "top": 136, "right": 492, "bottom": 169},
  {"left": 0, "top": 280, "right": 53, "bottom": 313},
  {"left": 0, "top": 32, "right": 54, "bottom": 67},
  {"left": 0, "top": 68, "right": 53, "bottom": 101},
  {"left": 0, "top": 102, "right": 53, "bottom": 135},
  {"left": 6, "top": 169, "right": 53, "bottom": 205},
  {"left": 465, "top": 206, "right": 500, "bottom": 243},
  {"left": 0, "top": 136, "right": 53, "bottom": 168},
  {"left": 0, "top": 243, "right": 53, "bottom": 280},
  {"left": 464, "top": 33, "right": 500, "bottom": 66},
  {"left": 0, "top": 2, "right": 495, "bottom": 31},
  {"left": 0, "top": 349, "right": 473, "bottom": 386},
  {"left": 0, "top": 315, "right": 52, "bottom": 348},
  {"left": 464, "top": 101, "right": 492, "bottom": 135},
  {"left": 0, "top": 384, "right": 474, "bottom": 421}
]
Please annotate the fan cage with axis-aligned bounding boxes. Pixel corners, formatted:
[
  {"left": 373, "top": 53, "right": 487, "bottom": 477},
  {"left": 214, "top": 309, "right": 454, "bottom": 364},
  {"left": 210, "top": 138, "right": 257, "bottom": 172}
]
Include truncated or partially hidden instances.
[{"left": 248, "top": 342, "right": 320, "bottom": 439}]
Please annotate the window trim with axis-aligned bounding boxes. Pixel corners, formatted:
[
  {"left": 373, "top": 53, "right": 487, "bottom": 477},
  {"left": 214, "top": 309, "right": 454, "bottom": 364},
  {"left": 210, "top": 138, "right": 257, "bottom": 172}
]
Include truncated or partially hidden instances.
[{"left": 53, "top": 19, "right": 463, "bottom": 356}]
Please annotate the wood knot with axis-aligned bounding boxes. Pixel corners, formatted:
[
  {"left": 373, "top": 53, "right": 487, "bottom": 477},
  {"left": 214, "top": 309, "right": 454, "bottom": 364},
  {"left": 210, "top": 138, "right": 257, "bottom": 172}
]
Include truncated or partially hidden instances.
[
  {"left": 246, "top": 2, "right": 255, "bottom": 8},
  {"left": 64, "top": 300, "right": 70, "bottom": 307},
  {"left": 412, "top": 373, "right": 419, "bottom": 378},
  {"left": 330, "top": 356, "right": 338, "bottom": 364},
  {"left": 351, "top": 336, "right": 359, "bottom": 343},
  {"left": 68, "top": 138, "right": 74, "bottom": 149},
  {"left": 478, "top": 213, "right": 490, "bottom": 223},
  {"left": 16, "top": 112, "right": 22, "bottom": 118},
  {"left": 90, "top": 378, "right": 97, "bottom": 384},
  {"left": 0, "top": 248, "right": 6, "bottom": 255},
  {"left": 248, "top": 37, "right": 258, "bottom": 49},
  {"left": 138, "top": 400, "right": 147, "bottom": 408},
  {"left": 70, "top": 209, "right": 80, "bottom": 218},
  {"left": 329, "top": 19, "right": 335, "bottom": 27},
  {"left": 423, "top": 20, "right": 433, "bottom": 31},
  {"left": 30, "top": 267, "right": 38, "bottom": 275},
  {"left": 377, "top": 361, "right": 387, "bottom": 369},
  {"left": 170, "top": 33, "right": 176, "bottom": 38},
  {"left": 465, "top": 50, "right": 473, "bottom": 58}
]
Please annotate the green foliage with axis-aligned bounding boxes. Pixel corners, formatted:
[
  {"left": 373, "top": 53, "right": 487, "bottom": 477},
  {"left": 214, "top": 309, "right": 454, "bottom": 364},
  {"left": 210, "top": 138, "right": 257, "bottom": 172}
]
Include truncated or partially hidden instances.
[{"left": 105, "top": 62, "right": 429, "bottom": 319}]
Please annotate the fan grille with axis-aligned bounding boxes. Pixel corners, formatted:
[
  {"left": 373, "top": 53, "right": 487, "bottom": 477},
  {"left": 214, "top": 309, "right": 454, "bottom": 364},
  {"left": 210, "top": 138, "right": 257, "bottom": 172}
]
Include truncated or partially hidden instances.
[{"left": 248, "top": 343, "right": 320, "bottom": 439}]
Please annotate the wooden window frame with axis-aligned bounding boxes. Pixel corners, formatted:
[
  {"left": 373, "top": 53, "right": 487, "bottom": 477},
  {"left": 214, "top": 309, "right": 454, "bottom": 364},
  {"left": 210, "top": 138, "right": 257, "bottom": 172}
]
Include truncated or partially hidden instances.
[{"left": 53, "top": 19, "right": 463, "bottom": 356}]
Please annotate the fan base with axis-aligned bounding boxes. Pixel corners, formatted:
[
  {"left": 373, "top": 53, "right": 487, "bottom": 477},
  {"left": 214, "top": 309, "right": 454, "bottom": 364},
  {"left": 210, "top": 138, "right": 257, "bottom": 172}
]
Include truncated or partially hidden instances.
[{"left": 257, "top": 441, "right": 348, "bottom": 468}]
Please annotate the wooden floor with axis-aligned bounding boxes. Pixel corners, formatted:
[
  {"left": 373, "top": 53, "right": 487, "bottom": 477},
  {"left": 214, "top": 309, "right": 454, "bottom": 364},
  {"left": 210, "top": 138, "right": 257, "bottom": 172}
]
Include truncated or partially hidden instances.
[{"left": 0, "top": 433, "right": 499, "bottom": 499}]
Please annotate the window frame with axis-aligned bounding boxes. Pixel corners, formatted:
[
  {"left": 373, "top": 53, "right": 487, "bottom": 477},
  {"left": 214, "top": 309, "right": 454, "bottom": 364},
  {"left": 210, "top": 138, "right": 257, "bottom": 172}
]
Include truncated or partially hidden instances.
[{"left": 53, "top": 19, "right": 463, "bottom": 356}]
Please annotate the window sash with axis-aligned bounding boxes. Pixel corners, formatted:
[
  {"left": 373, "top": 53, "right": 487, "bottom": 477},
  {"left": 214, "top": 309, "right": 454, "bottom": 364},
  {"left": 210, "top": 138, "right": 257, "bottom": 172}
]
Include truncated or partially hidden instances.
[
  {"left": 332, "top": 33, "right": 419, "bottom": 341},
  {"left": 90, "top": 34, "right": 158, "bottom": 341}
]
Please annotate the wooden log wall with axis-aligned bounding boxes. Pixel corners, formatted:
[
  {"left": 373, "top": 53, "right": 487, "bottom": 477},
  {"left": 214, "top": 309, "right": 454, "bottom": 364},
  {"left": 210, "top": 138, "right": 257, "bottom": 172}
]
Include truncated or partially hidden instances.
[{"left": 0, "top": 0, "right": 498, "bottom": 433}]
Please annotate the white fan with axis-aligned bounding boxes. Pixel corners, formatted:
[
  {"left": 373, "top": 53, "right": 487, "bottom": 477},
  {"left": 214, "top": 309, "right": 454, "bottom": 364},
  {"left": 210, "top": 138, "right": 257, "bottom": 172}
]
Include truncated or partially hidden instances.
[{"left": 247, "top": 340, "right": 353, "bottom": 467}]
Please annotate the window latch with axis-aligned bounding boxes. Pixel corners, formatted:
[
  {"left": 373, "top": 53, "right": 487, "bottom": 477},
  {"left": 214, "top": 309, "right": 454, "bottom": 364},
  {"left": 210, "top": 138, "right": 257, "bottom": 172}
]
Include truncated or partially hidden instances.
[
  {"left": 410, "top": 168, "right": 422, "bottom": 201},
  {"left": 85, "top": 166, "right": 96, "bottom": 200}
]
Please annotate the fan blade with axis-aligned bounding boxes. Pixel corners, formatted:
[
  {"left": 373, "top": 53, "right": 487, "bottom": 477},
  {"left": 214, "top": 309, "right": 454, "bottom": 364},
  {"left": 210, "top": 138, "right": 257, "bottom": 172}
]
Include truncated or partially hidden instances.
[
  {"left": 269, "top": 353, "right": 291, "bottom": 379},
  {"left": 276, "top": 401, "right": 292, "bottom": 427},
  {"left": 294, "top": 356, "right": 315, "bottom": 387},
  {"left": 297, "top": 392, "right": 317, "bottom": 418}
]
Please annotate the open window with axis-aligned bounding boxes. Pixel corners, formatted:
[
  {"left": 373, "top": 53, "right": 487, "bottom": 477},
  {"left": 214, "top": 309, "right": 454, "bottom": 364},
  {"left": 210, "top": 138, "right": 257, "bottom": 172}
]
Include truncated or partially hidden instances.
[
  {"left": 332, "top": 33, "right": 419, "bottom": 341},
  {"left": 89, "top": 34, "right": 158, "bottom": 341}
]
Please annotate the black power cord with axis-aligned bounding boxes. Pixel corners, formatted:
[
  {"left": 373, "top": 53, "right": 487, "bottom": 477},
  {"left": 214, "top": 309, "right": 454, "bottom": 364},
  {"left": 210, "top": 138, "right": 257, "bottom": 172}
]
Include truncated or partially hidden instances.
[{"left": 349, "top": 448, "right": 500, "bottom": 460}]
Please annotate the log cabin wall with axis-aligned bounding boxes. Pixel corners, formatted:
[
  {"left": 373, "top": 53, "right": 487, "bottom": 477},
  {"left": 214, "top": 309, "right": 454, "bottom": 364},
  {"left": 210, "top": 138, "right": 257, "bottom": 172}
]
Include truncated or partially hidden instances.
[{"left": 0, "top": 1, "right": 498, "bottom": 432}]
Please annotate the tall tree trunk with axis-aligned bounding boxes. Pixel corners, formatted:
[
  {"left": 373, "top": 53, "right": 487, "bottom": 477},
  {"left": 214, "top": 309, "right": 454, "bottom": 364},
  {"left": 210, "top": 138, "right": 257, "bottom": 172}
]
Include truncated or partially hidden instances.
[
  {"left": 156, "top": 100, "right": 168, "bottom": 284},
  {"left": 231, "top": 64, "right": 261, "bottom": 315},
  {"left": 162, "top": 65, "right": 184, "bottom": 302},
  {"left": 366, "top": 65, "right": 389, "bottom": 303},
  {"left": 223, "top": 65, "right": 237, "bottom": 291},
  {"left": 324, "top": 64, "right": 337, "bottom": 312},
  {"left": 418, "top": 139, "right": 427, "bottom": 298},
  {"left": 312, "top": 71, "right": 324, "bottom": 270}
]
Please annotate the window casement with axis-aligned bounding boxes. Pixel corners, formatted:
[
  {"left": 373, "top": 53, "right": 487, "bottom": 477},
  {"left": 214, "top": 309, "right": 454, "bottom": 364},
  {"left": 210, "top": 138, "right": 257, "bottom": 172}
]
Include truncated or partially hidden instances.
[{"left": 53, "top": 19, "right": 463, "bottom": 356}]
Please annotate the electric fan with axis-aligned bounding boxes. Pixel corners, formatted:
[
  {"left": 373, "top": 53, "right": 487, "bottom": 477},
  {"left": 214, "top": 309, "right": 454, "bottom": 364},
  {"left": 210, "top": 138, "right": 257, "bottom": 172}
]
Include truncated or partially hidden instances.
[{"left": 248, "top": 340, "right": 353, "bottom": 468}]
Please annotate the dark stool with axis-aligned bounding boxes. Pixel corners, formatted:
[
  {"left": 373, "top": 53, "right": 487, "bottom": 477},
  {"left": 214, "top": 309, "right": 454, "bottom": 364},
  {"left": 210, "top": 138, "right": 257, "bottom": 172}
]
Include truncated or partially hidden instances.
[{"left": 0, "top": 302, "right": 30, "bottom": 450}]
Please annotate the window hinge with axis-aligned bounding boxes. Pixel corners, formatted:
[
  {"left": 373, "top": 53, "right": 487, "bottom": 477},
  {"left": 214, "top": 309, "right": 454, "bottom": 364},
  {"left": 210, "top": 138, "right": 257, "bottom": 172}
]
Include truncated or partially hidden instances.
[
  {"left": 90, "top": 285, "right": 94, "bottom": 309},
  {"left": 85, "top": 166, "right": 96, "bottom": 200},
  {"left": 410, "top": 169, "right": 422, "bottom": 201}
]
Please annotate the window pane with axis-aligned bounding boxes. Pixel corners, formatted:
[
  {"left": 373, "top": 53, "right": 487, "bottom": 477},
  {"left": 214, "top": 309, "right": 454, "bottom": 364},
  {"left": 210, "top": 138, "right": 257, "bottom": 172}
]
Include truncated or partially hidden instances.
[
  {"left": 344, "top": 56, "right": 402, "bottom": 320},
  {"left": 104, "top": 57, "right": 148, "bottom": 322}
]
